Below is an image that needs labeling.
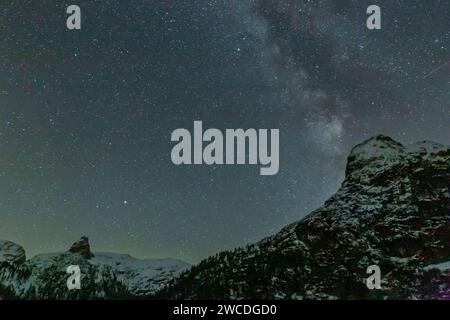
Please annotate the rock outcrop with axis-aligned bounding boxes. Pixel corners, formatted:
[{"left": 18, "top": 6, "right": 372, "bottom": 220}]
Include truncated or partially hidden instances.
[
  {"left": 0, "top": 241, "right": 26, "bottom": 265},
  {"left": 68, "top": 236, "right": 94, "bottom": 259}
]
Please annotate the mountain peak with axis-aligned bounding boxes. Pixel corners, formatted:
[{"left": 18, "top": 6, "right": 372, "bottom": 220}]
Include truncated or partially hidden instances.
[
  {"left": 345, "top": 135, "right": 406, "bottom": 180},
  {"left": 68, "top": 236, "right": 94, "bottom": 259},
  {"left": 349, "top": 135, "right": 405, "bottom": 158}
]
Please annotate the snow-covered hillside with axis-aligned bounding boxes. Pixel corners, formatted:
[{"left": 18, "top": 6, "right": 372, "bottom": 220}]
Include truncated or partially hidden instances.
[
  {"left": 90, "top": 253, "right": 189, "bottom": 296},
  {"left": 0, "top": 237, "right": 190, "bottom": 299}
]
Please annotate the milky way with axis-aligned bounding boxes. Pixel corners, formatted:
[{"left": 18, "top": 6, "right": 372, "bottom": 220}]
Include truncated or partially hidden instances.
[{"left": 0, "top": 1, "right": 449, "bottom": 262}]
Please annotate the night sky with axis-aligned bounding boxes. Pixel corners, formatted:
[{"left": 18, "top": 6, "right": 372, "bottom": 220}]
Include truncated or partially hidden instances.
[{"left": 1, "top": 0, "right": 449, "bottom": 263}]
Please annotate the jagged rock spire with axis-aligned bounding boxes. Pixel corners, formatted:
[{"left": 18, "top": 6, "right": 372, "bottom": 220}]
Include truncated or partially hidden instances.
[{"left": 68, "top": 236, "right": 94, "bottom": 259}]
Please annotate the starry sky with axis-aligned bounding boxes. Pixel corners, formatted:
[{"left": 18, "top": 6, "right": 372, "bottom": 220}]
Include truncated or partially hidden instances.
[{"left": 0, "top": 0, "right": 449, "bottom": 263}]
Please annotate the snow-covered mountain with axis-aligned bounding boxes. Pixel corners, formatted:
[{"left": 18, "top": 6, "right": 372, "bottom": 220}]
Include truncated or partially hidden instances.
[
  {"left": 0, "top": 237, "right": 190, "bottom": 299},
  {"left": 2, "top": 135, "right": 450, "bottom": 299},
  {"left": 159, "top": 135, "right": 450, "bottom": 299}
]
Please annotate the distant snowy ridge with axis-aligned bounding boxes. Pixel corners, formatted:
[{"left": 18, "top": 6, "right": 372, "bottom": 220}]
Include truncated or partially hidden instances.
[
  {"left": 0, "top": 237, "right": 190, "bottom": 299},
  {"left": 90, "top": 252, "right": 190, "bottom": 296}
]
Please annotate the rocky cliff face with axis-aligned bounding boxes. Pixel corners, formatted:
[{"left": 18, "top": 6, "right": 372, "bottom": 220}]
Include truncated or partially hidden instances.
[{"left": 159, "top": 135, "right": 450, "bottom": 299}]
